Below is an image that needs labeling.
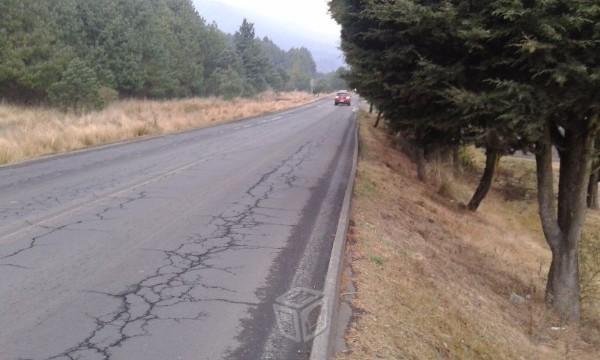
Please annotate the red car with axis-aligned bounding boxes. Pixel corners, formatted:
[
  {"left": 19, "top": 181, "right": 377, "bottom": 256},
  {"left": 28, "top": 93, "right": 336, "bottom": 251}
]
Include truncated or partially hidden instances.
[{"left": 334, "top": 91, "right": 352, "bottom": 106}]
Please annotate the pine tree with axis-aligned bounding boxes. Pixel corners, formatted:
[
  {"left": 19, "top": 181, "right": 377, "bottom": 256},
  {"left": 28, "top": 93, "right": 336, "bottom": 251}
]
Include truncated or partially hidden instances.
[
  {"left": 331, "top": 0, "right": 600, "bottom": 322},
  {"left": 485, "top": 0, "right": 600, "bottom": 322},
  {"left": 0, "top": 0, "right": 320, "bottom": 105},
  {"left": 48, "top": 57, "right": 101, "bottom": 109},
  {"left": 234, "top": 19, "right": 270, "bottom": 95},
  {"left": 206, "top": 67, "right": 244, "bottom": 100},
  {"left": 0, "top": 0, "right": 68, "bottom": 102}
]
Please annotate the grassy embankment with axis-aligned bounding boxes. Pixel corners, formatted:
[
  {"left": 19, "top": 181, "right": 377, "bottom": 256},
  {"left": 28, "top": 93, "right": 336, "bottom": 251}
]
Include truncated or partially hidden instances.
[
  {"left": 0, "top": 91, "right": 318, "bottom": 165},
  {"left": 339, "top": 111, "right": 600, "bottom": 359}
]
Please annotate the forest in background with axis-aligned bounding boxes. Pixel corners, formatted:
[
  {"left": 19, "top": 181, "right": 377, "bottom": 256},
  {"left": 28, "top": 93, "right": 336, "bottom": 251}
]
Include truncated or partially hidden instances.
[{"left": 0, "top": 0, "right": 346, "bottom": 109}]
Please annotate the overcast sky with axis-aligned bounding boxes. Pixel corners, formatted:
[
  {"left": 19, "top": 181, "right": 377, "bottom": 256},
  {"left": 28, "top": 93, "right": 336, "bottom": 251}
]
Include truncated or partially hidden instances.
[{"left": 207, "top": 0, "right": 341, "bottom": 43}]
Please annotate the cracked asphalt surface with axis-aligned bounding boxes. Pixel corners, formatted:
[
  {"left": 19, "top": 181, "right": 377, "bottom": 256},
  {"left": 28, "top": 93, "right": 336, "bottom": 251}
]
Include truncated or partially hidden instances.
[{"left": 0, "top": 99, "right": 358, "bottom": 360}]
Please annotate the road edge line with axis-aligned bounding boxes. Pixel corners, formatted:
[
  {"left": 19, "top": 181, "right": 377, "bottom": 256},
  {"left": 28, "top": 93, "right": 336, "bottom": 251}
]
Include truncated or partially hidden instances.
[
  {"left": 310, "top": 110, "right": 359, "bottom": 360},
  {"left": 0, "top": 96, "right": 328, "bottom": 170}
]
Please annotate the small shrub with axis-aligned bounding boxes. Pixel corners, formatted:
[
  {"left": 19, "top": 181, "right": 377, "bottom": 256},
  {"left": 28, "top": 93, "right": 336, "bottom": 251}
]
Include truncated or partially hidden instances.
[
  {"left": 48, "top": 58, "right": 103, "bottom": 110},
  {"left": 97, "top": 86, "right": 119, "bottom": 107},
  {"left": 438, "top": 178, "right": 455, "bottom": 199},
  {"left": 370, "top": 255, "right": 384, "bottom": 267},
  {"left": 437, "top": 175, "right": 471, "bottom": 205},
  {"left": 458, "top": 146, "right": 478, "bottom": 171}
]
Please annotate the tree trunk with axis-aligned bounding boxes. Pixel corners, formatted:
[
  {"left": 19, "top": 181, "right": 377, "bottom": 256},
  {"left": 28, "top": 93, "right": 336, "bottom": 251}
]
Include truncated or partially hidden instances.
[
  {"left": 535, "top": 121, "right": 595, "bottom": 323},
  {"left": 547, "top": 247, "right": 580, "bottom": 322},
  {"left": 536, "top": 124, "right": 562, "bottom": 305},
  {"left": 369, "top": 103, "right": 373, "bottom": 114},
  {"left": 374, "top": 110, "right": 382, "bottom": 128},
  {"left": 467, "top": 148, "right": 499, "bottom": 211},
  {"left": 587, "top": 167, "right": 599, "bottom": 209}
]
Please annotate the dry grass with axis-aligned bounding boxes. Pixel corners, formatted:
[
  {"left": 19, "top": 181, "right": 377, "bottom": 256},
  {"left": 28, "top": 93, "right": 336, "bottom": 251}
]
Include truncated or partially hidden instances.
[
  {"left": 338, "top": 112, "right": 600, "bottom": 360},
  {"left": 581, "top": 214, "right": 600, "bottom": 328},
  {"left": 466, "top": 147, "right": 600, "bottom": 324},
  {"left": 0, "top": 91, "right": 319, "bottom": 165}
]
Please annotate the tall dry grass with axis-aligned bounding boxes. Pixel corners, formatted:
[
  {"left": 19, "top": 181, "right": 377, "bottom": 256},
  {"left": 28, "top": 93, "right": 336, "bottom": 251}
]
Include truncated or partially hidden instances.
[{"left": 0, "top": 92, "right": 318, "bottom": 165}]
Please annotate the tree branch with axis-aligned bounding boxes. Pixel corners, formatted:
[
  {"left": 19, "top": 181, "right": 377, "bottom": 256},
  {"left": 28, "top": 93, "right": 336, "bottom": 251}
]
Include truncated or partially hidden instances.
[{"left": 535, "top": 122, "right": 562, "bottom": 251}]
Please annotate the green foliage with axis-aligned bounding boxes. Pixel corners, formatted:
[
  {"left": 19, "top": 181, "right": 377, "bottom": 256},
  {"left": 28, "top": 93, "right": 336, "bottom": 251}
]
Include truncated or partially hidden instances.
[
  {"left": 206, "top": 67, "right": 244, "bottom": 100},
  {"left": 234, "top": 20, "right": 270, "bottom": 95},
  {"left": 313, "top": 79, "right": 329, "bottom": 94},
  {"left": 331, "top": 0, "right": 600, "bottom": 320},
  {"left": 97, "top": 86, "right": 119, "bottom": 106},
  {"left": 313, "top": 67, "right": 348, "bottom": 94},
  {"left": 0, "top": 1, "right": 320, "bottom": 108},
  {"left": 331, "top": 0, "right": 600, "bottom": 149},
  {"left": 287, "top": 63, "right": 312, "bottom": 92},
  {"left": 331, "top": 0, "right": 474, "bottom": 148},
  {"left": 48, "top": 58, "right": 101, "bottom": 110},
  {"left": 370, "top": 255, "right": 384, "bottom": 267},
  {"left": 0, "top": 0, "right": 68, "bottom": 101}
]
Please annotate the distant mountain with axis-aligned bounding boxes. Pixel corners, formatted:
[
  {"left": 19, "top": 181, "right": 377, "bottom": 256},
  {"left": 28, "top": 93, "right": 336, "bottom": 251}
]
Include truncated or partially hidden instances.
[{"left": 193, "top": 0, "right": 345, "bottom": 73}]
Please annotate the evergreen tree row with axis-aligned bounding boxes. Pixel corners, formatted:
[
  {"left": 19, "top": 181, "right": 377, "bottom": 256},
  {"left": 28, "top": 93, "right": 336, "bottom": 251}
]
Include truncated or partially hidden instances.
[
  {"left": 330, "top": 0, "right": 600, "bottom": 322},
  {"left": 0, "top": 0, "right": 321, "bottom": 108}
]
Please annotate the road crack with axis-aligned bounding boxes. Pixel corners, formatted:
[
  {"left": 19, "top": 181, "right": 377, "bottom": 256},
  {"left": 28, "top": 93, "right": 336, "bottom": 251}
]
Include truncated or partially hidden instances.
[
  {"left": 0, "top": 192, "right": 147, "bottom": 266},
  {"left": 45, "top": 141, "right": 313, "bottom": 360}
]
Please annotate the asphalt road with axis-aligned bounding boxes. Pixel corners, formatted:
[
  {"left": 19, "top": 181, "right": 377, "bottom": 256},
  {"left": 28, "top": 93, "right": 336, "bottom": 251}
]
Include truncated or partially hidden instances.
[{"left": 0, "top": 99, "right": 358, "bottom": 360}]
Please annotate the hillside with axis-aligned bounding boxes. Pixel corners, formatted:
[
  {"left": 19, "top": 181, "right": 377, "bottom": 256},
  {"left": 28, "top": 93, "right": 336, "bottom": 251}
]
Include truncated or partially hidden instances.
[{"left": 338, "top": 112, "right": 600, "bottom": 359}]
